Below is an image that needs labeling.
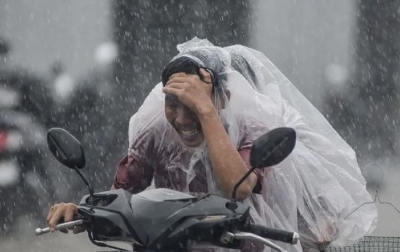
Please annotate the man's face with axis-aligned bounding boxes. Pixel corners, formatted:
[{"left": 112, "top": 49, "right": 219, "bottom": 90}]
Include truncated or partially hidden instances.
[{"left": 164, "top": 93, "right": 205, "bottom": 147}]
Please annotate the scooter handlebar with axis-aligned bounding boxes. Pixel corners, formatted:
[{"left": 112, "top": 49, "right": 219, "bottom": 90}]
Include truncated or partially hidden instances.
[{"left": 247, "top": 224, "right": 299, "bottom": 245}]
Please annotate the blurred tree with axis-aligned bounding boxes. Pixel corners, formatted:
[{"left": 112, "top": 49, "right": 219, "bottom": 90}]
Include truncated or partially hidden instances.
[
  {"left": 0, "top": 36, "right": 53, "bottom": 127},
  {"left": 110, "top": 0, "right": 255, "bottom": 163},
  {"left": 325, "top": 0, "right": 400, "bottom": 162},
  {"left": 51, "top": 44, "right": 119, "bottom": 199}
]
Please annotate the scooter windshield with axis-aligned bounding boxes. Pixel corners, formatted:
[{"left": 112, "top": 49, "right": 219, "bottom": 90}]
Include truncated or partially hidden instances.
[{"left": 133, "top": 188, "right": 195, "bottom": 202}]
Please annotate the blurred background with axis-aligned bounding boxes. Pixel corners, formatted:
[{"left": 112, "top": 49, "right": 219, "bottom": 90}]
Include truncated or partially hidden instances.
[{"left": 0, "top": 0, "right": 399, "bottom": 251}]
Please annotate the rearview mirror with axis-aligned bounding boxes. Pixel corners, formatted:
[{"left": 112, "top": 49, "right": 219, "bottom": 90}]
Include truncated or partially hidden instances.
[
  {"left": 47, "top": 128, "right": 86, "bottom": 169},
  {"left": 230, "top": 127, "right": 296, "bottom": 202},
  {"left": 249, "top": 127, "right": 296, "bottom": 168}
]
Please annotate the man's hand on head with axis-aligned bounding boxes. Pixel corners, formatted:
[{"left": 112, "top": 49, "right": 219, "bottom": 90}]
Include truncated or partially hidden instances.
[{"left": 162, "top": 69, "right": 215, "bottom": 115}]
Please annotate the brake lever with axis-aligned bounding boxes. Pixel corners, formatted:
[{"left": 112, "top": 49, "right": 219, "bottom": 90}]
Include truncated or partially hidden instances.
[
  {"left": 35, "top": 211, "right": 85, "bottom": 236},
  {"left": 35, "top": 219, "right": 84, "bottom": 236},
  {"left": 221, "top": 231, "right": 288, "bottom": 252}
]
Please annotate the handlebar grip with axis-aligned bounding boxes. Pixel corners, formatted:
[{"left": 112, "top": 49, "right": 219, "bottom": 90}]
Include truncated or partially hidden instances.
[{"left": 248, "top": 224, "right": 299, "bottom": 245}]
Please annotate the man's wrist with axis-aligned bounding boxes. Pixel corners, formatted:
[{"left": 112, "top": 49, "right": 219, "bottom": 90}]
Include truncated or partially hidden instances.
[{"left": 196, "top": 104, "right": 217, "bottom": 119}]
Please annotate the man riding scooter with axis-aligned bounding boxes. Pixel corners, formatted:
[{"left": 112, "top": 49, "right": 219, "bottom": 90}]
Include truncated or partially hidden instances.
[{"left": 46, "top": 38, "right": 377, "bottom": 252}]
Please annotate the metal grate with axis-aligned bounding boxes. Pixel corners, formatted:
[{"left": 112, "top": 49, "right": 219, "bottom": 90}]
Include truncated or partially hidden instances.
[{"left": 325, "top": 236, "right": 400, "bottom": 252}]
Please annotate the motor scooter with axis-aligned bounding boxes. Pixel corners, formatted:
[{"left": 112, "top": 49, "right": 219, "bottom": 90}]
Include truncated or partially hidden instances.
[{"left": 35, "top": 127, "right": 299, "bottom": 252}]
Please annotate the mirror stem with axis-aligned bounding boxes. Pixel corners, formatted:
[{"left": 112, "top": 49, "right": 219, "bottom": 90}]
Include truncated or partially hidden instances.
[
  {"left": 74, "top": 167, "right": 94, "bottom": 204},
  {"left": 231, "top": 136, "right": 289, "bottom": 201},
  {"left": 231, "top": 167, "right": 256, "bottom": 200}
]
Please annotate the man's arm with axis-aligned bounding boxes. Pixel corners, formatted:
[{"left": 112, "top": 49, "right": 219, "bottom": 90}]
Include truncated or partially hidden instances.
[
  {"left": 163, "top": 70, "right": 260, "bottom": 201},
  {"left": 198, "top": 108, "right": 259, "bottom": 201}
]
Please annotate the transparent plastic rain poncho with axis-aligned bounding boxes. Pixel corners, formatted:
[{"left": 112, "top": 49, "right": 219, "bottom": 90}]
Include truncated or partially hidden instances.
[{"left": 127, "top": 38, "right": 377, "bottom": 252}]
